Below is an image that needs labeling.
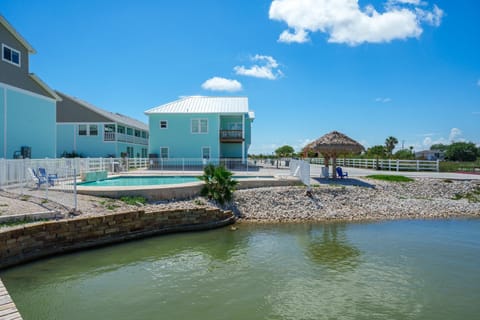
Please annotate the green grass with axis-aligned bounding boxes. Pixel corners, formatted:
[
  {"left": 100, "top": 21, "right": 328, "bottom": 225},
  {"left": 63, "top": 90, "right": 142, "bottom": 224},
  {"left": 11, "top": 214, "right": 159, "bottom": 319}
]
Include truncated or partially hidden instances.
[
  {"left": 440, "top": 160, "right": 480, "bottom": 173},
  {"left": 120, "top": 196, "right": 147, "bottom": 206},
  {"left": 453, "top": 187, "right": 480, "bottom": 203},
  {"left": 0, "top": 217, "right": 49, "bottom": 228},
  {"left": 366, "top": 175, "right": 414, "bottom": 182}
]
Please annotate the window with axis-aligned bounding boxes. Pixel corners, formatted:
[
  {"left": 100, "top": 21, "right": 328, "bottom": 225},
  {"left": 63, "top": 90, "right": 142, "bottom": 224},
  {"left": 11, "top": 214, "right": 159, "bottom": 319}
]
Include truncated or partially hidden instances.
[
  {"left": 160, "top": 120, "right": 168, "bottom": 129},
  {"left": 202, "top": 147, "right": 211, "bottom": 160},
  {"left": 141, "top": 148, "right": 148, "bottom": 158},
  {"left": 117, "top": 125, "right": 125, "bottom": 134},
  {"left": 134, "top": 129, "right": 141, "bottom": 137},
  {"left": 126, "top": 146, "right": 134, "bottom": 158},
  {"left": 141, "top": 131, "right": 147, "bottom": 138},
  {"left": 78, "top": 124, "right": 87, "bottom": 136},
  {"left": 89, "top": 124, "right": 98, "bottom": 136},
  {"left": 160, "top": 147, "right": 169, "bottom": 159},
  {"left": 191, "top": 119, "right": 208, "bottom": 134},
  {"left": 2, "top": 44, "right": 21, "bottom": 67},
  {"left": 127, "top": 128, "right": 133, "bottom": 136}
]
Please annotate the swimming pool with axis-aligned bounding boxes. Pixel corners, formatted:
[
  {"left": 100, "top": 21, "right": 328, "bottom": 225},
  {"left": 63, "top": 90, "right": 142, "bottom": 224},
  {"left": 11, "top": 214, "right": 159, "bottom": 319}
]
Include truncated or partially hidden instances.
[
  {"left": 78, "top": 176, "right": 200, "bottom": 187},
  {"left": 78, "top": 175, "right": 275, "bottom": 187}
]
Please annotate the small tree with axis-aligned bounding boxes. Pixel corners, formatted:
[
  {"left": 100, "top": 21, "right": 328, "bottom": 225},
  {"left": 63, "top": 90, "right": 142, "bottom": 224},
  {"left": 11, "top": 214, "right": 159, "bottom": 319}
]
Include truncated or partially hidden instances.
[
  {"left": 430, "top": 143, "right": 448, "bottom": 152},
  {"left": 275, "top": 145, "right": 295, "bottom": 158},
  {"left": 445, "top": 142, "right": 478, "bottom": 161},
  {"left": 385, "top": 136, "right": 398, "bottom": 157},
  {"left": 198, "top": 164, "right": 238, "bottom": 205}
]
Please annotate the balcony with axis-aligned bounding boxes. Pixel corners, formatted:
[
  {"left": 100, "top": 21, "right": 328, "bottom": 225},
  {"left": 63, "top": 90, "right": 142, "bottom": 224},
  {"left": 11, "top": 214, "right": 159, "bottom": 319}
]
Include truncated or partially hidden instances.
[
  {"left": 104, "top": 132, "right": 148, "bottom": 145},
  {"left": 220, "top": 130, "right": 243, "bottom": 143}
]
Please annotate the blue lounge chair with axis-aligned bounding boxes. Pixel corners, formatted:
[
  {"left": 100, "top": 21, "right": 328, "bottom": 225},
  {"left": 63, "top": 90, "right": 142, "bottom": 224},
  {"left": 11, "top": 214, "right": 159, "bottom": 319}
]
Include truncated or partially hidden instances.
[
  {"left": 336, "top": 167, "right": 348, "bottom": 179},
  {"left": 27, "top": 167, "right": 48, "bottom": 188},
  {"left": 38, "top": 167, "right": 57, "bottom": 186}
]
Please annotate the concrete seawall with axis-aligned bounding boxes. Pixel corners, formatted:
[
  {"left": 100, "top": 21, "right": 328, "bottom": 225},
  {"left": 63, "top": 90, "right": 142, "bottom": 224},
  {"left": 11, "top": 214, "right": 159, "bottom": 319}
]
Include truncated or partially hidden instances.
[{"left": 0, "top": 208, "right": 235, "bottom": 270}]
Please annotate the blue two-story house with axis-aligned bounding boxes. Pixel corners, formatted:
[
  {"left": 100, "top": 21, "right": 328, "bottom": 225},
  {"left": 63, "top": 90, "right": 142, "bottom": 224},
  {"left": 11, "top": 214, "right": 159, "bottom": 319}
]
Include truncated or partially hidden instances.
[
  {"left": 0, "top": 15, "right": 60, "bottom": 159},
  {"left": 145, "top": 96, "right": 254, "bottom": 162}
]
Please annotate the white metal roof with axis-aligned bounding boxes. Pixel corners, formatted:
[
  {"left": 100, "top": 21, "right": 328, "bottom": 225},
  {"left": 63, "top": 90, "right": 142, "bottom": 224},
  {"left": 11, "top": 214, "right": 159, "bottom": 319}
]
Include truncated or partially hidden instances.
[{"left": 145, "top": 96, "right": 254, "bottom": 118}]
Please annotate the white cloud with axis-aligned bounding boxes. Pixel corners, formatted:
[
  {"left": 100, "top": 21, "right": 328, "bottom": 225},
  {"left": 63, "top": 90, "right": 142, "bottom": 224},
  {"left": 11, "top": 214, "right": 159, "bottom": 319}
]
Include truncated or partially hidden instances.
[
  {"left": 269, "top": 0, "right": 443, "bottom": 45},
  {"left": 375, "top": 97, "right": 392, "bottom": 103},
  {"left": 234, "top": 55, "right": 283, "bottom": 80},
  {"left": 448, "top": 128, "right": 463, "bottom": 142},
  {"left": 201, "top": 77, "right": 242, "bottom": 92},
  {"left": 278, "top": 29, "right": 310, "bottom": 43}
]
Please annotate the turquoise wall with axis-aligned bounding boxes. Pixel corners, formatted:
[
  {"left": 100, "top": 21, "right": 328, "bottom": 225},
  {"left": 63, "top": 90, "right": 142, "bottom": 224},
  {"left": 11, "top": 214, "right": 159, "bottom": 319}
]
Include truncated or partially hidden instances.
[
  {"left": 57, "top": 123, "right": 147, "bottom": 158},
  {"left": 149, "top": 113, "right": 220, "bottom": 159},
  {"left": 0, "top": 88, "right": 4, "bottom": 157},
  {"left": 4, "top": 88, "right": 56, "bottom": 159},
  {"left": 149, "top": 113, "right": 254, "bottom": 159}
]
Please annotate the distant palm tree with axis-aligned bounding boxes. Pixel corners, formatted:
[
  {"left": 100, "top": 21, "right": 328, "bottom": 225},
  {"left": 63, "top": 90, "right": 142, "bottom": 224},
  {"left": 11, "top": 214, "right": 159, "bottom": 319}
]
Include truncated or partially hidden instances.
[{"left": 385, "top": 136, "right": 399, "bottom": 157}]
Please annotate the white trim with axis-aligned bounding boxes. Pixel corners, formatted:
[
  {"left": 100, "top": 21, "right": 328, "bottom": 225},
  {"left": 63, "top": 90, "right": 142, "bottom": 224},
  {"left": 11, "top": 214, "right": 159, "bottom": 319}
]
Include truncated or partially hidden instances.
[
  {"left": 0, "top": 81, "right": 57, "bottom": 103},
  {"left": 0, "top": 15, "right": 36, "bottom": 53},
  {"left": 242, "top": 114, "right": 245, "bottom": 162},
  {"left": 159, "top": 120, "right": 168, "bottom": 129},
  {"left": 191, "top": 118, "right": 208, "bottom": 134},
  {"left": 1, "top": 43, "right": 21, "bottom": 67},
  {"left": 160, "top": 147, "right": 169, "bottom": 159},
  {"left": 3, "top": 87, "right": 7, "bottom": 158},
  {"left": 77, "top": 124, "right": 99, "bottom": 137},
  {"left": 29, "top": 74, "right": 61, "bottom": 101}
]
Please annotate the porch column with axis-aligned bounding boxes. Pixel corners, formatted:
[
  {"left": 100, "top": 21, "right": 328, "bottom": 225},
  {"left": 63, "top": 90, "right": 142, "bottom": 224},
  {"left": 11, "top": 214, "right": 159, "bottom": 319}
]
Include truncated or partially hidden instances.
[{"left": 242, "top": 114, "right": 245, "bottom": 163}]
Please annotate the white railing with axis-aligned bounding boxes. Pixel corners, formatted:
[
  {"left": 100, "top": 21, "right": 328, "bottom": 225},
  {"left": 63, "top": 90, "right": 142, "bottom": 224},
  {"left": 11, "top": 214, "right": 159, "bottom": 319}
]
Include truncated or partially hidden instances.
[
  {"left": 115, "top": 133, "right": 148, "bottom": 145},
  {"left": 308, "top": 158, "right": 439, "bottom": 172}
]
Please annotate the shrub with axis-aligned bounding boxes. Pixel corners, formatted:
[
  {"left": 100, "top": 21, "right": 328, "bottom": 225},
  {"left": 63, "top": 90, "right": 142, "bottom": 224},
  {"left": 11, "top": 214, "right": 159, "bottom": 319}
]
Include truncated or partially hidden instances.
[
  {"left": 366, "top": 175, "right": 414, "bottom": 182},
  {"left": 198, "top": 164, "right": 238, "bottom": 205}
]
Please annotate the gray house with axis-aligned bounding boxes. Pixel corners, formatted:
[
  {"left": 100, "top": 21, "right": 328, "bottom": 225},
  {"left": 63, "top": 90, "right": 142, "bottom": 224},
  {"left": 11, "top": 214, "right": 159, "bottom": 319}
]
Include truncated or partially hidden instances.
[
  {"left": 0, "top": 15, "right": 60, "bottom": 159},
  {"left": 56, "top": 91, "right": 149, "bottom": 158}
]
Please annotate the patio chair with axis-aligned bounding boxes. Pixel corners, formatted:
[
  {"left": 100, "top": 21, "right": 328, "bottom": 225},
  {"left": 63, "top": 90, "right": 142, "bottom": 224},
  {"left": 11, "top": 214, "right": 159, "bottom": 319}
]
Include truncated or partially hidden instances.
[
  {"left": 336, "top": 167, "right": 348, "bottom": 179},
  {"left": 27, "top": 167, "right": 48, "bottom": 188},
  {"left": 38, "top": 167, "right": 57, "bottom": 186}
]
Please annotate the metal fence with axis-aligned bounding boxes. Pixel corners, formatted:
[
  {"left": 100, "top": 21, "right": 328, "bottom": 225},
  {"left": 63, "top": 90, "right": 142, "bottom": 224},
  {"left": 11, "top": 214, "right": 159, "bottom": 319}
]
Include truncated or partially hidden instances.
[{"left": 307, "top": 158, "right": 439, "bottom": 172}]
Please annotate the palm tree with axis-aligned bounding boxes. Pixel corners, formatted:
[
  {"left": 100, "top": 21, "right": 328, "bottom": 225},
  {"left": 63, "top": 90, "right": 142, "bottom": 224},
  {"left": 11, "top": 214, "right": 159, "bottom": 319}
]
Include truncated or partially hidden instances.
[
  {"left": 198, "top": 164, "right": 238, "bottom": 205},
  {"left": 385, "top": 136, "right": 398, "bottom": 157}
]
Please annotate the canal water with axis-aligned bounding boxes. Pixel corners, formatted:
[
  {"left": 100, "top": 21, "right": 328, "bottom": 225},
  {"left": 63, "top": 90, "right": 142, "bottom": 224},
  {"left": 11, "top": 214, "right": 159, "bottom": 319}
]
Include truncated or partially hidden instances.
[{"left": 2, "top": 219, "right": 480, "bottom": 320}]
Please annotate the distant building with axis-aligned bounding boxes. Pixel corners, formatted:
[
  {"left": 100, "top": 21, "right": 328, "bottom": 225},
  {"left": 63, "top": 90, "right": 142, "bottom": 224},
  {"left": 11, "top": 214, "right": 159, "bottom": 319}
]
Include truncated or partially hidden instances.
[
  {"left": 145, "top": 96, "right": 254, "bottom": 162},
  {"left": 0, "top": 15, "right": 60, "bottom": 159},
  {"left": 415, "top": 149, "right": 445, "bottom": 161},
  {"left": 56, "top": 91, "right": 149, "bottom": 158}
]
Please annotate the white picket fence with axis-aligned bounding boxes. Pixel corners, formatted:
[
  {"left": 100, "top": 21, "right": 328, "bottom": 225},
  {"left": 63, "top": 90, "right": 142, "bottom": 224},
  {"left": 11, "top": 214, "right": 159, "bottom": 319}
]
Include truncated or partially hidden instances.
[{"left": 308, "top": 158, "right": 439, "bottom": 172}]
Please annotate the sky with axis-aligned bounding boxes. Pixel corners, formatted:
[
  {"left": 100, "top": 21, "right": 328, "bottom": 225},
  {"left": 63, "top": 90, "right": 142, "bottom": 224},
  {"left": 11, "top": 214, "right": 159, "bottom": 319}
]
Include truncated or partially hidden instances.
[{"left": 2, "top": 0, "right": 479, "bottom": 154}]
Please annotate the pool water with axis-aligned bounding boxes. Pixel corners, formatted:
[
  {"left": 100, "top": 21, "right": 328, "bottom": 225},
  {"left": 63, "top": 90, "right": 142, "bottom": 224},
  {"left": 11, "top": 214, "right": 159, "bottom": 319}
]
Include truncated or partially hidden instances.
[
  {"left": 78, "top": 175, "right": 274, "bottom": 187},
  {"left": 2, "top": 219, "right": 480, "bottom": 320},
  {"left": 78, "top": 176, "right": 199, "bottom": 187}
]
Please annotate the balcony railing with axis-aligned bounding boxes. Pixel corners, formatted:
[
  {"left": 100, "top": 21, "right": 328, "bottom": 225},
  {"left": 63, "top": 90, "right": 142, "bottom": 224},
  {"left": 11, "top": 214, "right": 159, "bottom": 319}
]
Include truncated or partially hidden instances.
[
  {"left": 220, "top": 130, "right": 243, "bottom": 142},
  {"left": 104, "top": 132, "right": 148, "bottom": 145}
]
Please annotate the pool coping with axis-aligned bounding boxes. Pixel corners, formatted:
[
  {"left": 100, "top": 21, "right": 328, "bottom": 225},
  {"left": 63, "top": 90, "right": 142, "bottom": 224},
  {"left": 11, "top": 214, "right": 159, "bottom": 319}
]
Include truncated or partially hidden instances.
[{"left": 74, "top": 175, "right": 301, "bottom": 201}]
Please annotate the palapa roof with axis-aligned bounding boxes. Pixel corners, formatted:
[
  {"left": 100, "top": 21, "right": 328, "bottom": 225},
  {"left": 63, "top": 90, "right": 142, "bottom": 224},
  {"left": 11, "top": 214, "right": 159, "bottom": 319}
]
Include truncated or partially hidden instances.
[{"left": 307, "top": 131, "right": 364, "bottom": 156}]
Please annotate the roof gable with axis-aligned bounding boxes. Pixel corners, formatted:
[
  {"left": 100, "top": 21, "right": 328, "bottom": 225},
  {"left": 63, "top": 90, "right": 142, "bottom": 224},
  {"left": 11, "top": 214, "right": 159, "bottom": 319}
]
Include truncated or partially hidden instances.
[
  {"left": 0, "top": 15, "right": 36, "bottom": 53},
  {"left": 56, "top": 91, "right": 148, "bottom": 131}
]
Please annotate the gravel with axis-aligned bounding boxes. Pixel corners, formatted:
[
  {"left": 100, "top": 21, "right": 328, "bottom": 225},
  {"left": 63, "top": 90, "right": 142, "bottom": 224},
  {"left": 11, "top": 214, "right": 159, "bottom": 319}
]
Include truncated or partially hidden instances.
[{"left": 1, "top": 178, "right": 479, "bottom": 224}]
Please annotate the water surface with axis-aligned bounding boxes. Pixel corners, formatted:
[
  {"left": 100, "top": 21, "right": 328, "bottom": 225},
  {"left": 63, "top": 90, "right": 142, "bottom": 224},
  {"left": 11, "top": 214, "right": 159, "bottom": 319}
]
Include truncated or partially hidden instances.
[{"left": 2, "top": 219, "right": 480, "bottom": 320}]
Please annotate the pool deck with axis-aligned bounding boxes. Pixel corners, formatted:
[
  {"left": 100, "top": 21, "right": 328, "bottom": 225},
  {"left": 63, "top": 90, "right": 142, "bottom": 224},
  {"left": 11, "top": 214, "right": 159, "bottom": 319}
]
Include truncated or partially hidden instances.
[
  {"left": 75, "top": 173, "right": 301, "bottom": 201},
  {"left": 0, "top": 279, "right": 22, "bottom": 320}
]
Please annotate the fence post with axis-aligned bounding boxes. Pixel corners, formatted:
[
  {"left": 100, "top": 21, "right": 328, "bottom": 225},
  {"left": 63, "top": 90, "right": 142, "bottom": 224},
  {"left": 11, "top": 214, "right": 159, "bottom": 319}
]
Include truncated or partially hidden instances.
[
  {"left": 396, "top": 160, "right": 399, "bottom": 171},
  {"left": 416, "top": 160, "right": 420, "bottom": 171},
  {"left": 73, "top": 168, "right": 77, "bottom": 212},
  {"left": 436, "top": 160, "right": 440, "bottom": 172}
]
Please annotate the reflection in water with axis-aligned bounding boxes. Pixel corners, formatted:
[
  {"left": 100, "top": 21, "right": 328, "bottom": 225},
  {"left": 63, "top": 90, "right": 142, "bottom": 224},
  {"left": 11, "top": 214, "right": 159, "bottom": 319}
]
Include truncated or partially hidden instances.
[
  {"left": 2, "top": 220, "right": 480, "bottom": 320},
  {"left": 304, "top": 223, "right": 361, "bottom": 270}
]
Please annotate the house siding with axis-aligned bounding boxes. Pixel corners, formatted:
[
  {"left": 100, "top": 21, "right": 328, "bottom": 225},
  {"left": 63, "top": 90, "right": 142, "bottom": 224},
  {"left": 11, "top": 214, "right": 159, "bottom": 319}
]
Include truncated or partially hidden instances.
[
  {"left": 56, "top": 95, "right": 111, "bottom": 122},
  {"left": 0, "top": 26, "right": 52, "bottom": 98},
  {"left": 2, "top": 86, "right": 56, "bottom": 158},
  {"left": 148, "top": 113, "right": 220, "bottom": 159},
  {"left": 0, "top": 86, "right": 5, "bottom": 157}
]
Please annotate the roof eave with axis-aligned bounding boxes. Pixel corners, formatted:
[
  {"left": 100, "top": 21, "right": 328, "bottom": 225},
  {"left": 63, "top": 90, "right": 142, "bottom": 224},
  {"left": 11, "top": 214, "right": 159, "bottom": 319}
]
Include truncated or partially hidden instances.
[
  {"left": 29, "top": 74, "right": 61, "bottom": 101},
  {"left": 0, "top": 15, "right": 36, "bottom": 54}
]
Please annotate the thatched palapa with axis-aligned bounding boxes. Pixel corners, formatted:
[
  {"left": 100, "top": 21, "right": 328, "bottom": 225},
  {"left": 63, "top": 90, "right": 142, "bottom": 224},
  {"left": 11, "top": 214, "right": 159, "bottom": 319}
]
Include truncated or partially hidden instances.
[{"left": 307, "top": 131, "right": 364, "bottom": 178}]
